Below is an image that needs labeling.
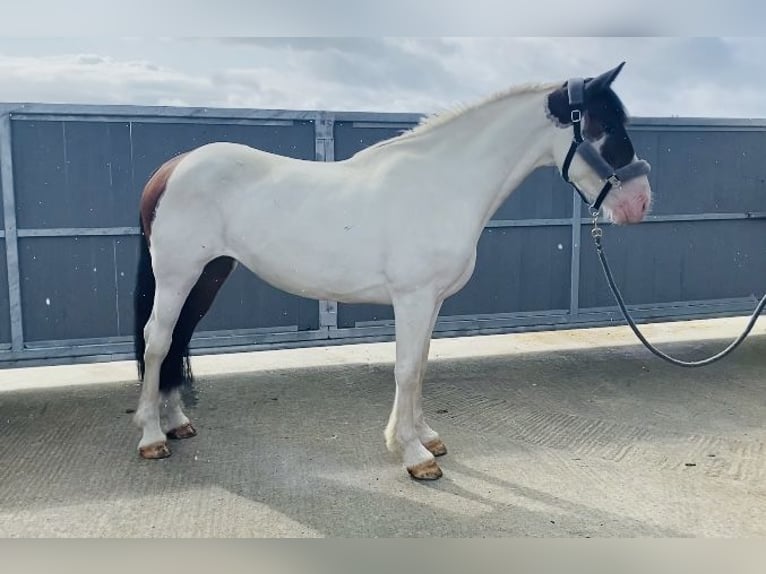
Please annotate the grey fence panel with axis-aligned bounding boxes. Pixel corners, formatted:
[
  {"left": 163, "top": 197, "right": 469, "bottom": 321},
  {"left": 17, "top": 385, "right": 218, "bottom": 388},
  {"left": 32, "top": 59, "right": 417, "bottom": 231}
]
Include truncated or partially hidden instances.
[
  {"left": 641, "top": 128, "right": 766, "bottom": 216},
  {"left": 0, "top": 103, "right": 764, "bottom": 368},
  {"left": 1, "top": 108, "right": 321, "bottom": 364},
  {"left": 12, "top": 120, "right": 133, "bottom": 229},
  {"left": 195, "top": 265, "right": 320, "bottom": 333},
  {"left": 0, "top": 140, "right": 5, "bottom": 224},
  {"left": 579, "top": 219, "right": 766, "bottom": 309},
  {"left": 577, "top": 122, "right": 766, "bottom": 318},
  {"left": 333, "top": 120, "right": 416, "bottom": 161},
  {"left": 493, "top": 168, "right": 573, "bottom": 221},
  {"left": 114, "top": 235, "right": 140, "bottom": 337},
  {"left": 579, "top": 126, "right": 766, "bottom": 218},
  {"left": 0, "top": 242, "right": 10, "bottom": 345},
  {"left": 19, "top": 235, "right": 126, "bottom": 341},
  {"left": 336, "top": 303, "right": 392, "bottom": 330},
  {"left": 441, "top": 226, "right": 572, "bottom": 315},
  {"left": 0, "top": 149, "right": 7, "bottom": 343}
]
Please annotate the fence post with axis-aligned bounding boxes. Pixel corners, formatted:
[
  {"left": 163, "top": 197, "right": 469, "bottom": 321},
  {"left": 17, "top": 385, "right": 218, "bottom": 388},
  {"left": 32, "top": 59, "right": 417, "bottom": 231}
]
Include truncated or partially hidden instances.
[
  {"left": 569, "top": 190, "right": 582, "bottom": 318},
  {"left": 0, "top": 113, "right": 25, "bottom": 351},
  {"left": 314, "top": 111, "right": 338, "bottom": 333}
]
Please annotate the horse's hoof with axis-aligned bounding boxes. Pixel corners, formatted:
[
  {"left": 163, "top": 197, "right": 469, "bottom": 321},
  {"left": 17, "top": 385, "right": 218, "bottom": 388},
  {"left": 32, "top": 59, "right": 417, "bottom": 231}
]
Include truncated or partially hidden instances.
[
  {"left": 139, "top": 442, "right": 171, "bottom": 459},
  {"left": 167, "top": 422, "right": 197, "bottom": 440},
  {"left": 424, "top": 438, "right": 447, "bottom": 457},
  {"left": 407, "top": 459, "right": 443, "bottom": 480}
]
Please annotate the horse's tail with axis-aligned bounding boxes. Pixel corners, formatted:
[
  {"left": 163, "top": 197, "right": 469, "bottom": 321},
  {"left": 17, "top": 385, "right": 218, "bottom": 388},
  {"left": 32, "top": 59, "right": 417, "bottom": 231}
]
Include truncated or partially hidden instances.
[
  {"left": 133, "top": 218, "right": 194, "bottom": 393},
  {"left": 133, "top": 220, "right": 153, "bottom": 383}
]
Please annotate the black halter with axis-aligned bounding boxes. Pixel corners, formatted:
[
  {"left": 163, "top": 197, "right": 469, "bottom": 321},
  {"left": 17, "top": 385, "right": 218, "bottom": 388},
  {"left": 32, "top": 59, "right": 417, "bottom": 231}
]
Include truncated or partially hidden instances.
[{"left": 560, "top": 78, "right": 651, "bottom": 212}]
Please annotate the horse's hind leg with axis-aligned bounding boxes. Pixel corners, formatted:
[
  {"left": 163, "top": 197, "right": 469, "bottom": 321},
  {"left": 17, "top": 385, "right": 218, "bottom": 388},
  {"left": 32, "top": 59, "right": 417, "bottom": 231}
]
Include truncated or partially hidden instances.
[
  {"left": 164, "top": 389, "right": 196, "bottom": 439},
  {"left": 134, "top": 266, "right": 201, "bottom": 459},
  {"left": 161, "top": 256, "right": 236, "bottom": 440}
]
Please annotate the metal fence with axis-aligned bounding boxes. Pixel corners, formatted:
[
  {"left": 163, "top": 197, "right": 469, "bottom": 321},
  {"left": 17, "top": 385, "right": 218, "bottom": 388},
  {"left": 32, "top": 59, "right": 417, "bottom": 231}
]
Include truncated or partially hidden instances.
[{"left": 0, "top": 102, "right": 764, "bottom": 368}]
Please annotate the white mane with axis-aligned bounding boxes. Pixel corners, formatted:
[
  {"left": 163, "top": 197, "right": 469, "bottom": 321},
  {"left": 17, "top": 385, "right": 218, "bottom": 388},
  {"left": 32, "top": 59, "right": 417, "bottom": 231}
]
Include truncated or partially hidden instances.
[{"left": 363, "top": 81, "right": 562, "bottom": 152}]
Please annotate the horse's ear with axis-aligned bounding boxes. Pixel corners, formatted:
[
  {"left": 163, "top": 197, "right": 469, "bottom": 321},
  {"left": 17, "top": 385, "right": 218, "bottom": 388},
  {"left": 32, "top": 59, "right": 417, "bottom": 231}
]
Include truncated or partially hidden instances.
[{"left": 584, "top": 61, "right": 625, "bottom": 96}]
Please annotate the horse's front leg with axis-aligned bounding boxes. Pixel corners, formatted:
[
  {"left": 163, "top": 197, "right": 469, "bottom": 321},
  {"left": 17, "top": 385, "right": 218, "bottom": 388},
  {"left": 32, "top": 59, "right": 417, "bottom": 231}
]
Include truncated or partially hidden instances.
[
  {"left": 411, "top": 305, "right": 447, "bottom": 457},
  {"left": 385, "top": 292, "right": 444, "bottom": 480},
  {"left": 414, "top": 380, "right": 447, "bottom": 457}
]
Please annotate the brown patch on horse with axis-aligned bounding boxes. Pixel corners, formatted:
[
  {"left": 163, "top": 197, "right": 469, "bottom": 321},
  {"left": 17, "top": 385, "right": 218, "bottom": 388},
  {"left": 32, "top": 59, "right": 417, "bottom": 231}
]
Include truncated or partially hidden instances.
[{"left": 140, "top": 152, "right": 190, "bottom": 239}]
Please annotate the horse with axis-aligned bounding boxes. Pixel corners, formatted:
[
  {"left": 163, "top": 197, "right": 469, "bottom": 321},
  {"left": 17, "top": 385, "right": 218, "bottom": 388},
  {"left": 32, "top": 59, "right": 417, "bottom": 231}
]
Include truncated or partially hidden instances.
[{"left": 132, "top": 62, "right": 652, "bottom": 480}]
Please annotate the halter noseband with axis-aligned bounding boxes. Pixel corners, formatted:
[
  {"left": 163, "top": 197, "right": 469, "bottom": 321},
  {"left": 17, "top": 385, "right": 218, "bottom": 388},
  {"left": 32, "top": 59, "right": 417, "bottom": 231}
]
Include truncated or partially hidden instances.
[{"left": 560, "top": 78, "right": 651, "bottom": 212}]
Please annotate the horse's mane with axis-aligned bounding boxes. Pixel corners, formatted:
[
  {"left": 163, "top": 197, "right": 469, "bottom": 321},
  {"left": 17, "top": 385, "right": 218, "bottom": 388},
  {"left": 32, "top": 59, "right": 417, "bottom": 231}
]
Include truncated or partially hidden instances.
[{"left": 362, "top": 81, "right": 562, "bottom": 152}]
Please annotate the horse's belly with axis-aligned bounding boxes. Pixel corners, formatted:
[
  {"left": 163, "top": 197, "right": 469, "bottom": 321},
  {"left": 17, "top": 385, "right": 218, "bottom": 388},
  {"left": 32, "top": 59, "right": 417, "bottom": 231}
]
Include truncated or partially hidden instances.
[{"left": 233, "top": 249, "right": 392, "bottom": 305}]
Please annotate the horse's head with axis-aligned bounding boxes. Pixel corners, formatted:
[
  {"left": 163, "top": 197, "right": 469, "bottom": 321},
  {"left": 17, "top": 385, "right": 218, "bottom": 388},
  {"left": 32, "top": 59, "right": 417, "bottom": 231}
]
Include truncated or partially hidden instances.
[{"left": 546, "top": 62, "right": 652, "bottom": 225}]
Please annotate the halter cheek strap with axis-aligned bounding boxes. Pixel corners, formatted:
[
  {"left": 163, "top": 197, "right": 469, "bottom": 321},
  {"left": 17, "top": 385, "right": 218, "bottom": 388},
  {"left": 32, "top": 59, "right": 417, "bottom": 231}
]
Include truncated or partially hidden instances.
[{"left": 560, "top": 77, "right": 651, "bottom": 212}]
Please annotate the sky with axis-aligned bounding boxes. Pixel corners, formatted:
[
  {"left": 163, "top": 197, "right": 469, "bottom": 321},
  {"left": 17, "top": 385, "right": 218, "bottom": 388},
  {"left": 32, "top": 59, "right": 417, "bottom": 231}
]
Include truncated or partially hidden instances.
[{"left": 0, "top": 36, "right": 764, "bottom": 119}]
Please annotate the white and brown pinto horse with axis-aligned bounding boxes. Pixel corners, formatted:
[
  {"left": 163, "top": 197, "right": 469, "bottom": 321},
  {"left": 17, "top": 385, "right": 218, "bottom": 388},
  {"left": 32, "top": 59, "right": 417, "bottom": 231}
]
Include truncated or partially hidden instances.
[{"left": 133, "top": 63, "right": 652, "bottom": 480}]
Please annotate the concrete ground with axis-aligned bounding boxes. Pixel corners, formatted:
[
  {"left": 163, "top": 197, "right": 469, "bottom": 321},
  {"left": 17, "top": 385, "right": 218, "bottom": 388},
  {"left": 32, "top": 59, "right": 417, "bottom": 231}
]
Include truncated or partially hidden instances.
[{"left": 0, "top": 317, "right": 765, "bottom": 538}]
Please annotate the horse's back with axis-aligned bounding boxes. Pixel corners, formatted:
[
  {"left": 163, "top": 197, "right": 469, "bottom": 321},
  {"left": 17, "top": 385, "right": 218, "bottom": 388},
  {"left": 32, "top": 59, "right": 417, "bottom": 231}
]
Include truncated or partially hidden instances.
[
  {"left": 143, "top": 139, "right": 471, "bottom": 304},
  {"left": 172, "top": 141, "right": 289, "bottom": 184},
  {"left": 141, "top": 143, "right": 265, "bottom": 234},
  {"left": 148, "top": 141, "right": 308, "bottom": 227}
]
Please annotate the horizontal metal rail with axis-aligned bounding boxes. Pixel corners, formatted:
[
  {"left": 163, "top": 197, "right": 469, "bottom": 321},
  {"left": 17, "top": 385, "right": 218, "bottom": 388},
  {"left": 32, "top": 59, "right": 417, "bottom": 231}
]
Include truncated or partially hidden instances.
[{"left": 10, "top": 211, "right": 766, "bottom": 238}]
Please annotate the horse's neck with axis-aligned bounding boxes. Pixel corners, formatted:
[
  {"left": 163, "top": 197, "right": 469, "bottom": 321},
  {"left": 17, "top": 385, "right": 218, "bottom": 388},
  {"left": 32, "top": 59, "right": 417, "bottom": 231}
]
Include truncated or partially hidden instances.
[
  {"left": 370, "top": 89, "right": 556, "bottom": 233},
  {"left": 447, "top": 92, "right": 555, "bottom": 225}
]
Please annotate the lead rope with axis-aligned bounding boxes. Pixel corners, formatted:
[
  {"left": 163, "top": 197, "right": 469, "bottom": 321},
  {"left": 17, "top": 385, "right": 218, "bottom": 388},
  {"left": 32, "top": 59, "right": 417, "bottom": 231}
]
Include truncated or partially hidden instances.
[{"left": 590, "top": 210, "right": 766, "bottom": 367}]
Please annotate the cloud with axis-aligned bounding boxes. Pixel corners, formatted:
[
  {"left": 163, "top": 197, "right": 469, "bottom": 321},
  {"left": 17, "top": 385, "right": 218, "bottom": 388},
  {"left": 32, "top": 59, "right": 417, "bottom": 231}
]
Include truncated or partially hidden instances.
[
  {"left": 0, "top": 37, "right": 764, "bottom": 119},
  {"left": 0, "top": 53, "right": 213, "bottom": 107}
]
